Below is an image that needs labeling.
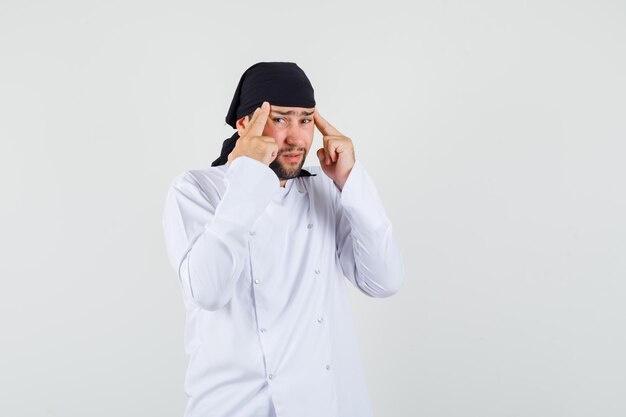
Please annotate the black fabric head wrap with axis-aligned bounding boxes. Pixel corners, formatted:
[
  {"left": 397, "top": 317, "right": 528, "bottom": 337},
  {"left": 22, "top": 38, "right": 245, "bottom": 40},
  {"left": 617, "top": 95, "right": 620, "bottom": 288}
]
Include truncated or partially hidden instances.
[{"left": 211, "top": 62, "right": 316, "bottom": 177}]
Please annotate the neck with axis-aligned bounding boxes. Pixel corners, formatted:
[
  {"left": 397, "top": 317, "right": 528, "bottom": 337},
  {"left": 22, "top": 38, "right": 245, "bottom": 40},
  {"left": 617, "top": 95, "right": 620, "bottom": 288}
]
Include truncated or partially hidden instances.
[{"left": 279, "top": 179, "right": 287, "bottom": 188}]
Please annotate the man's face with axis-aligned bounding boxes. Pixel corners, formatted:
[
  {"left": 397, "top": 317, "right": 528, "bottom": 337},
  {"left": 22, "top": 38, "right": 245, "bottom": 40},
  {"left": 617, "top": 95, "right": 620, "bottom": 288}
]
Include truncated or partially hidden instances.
[{"left": 258, "top": 105, "right": 316, "bottom": 180}]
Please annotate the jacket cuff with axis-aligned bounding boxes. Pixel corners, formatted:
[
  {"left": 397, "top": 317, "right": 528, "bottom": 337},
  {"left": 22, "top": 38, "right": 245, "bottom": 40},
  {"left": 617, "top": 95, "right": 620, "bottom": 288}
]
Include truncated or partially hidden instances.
[
  {"left": 339, "top": 160, "right": 390, "bottom": 230},
  {"left": 211, "top": 156, "right": 279, "bottom": 231}
]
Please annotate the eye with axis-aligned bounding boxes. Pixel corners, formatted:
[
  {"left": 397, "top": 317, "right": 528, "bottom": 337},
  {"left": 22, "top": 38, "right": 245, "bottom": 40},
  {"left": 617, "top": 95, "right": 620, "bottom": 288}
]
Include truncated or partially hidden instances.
[
  {"left": 273, "top": 117, "right": 286, "bottom": 124},
  {"left": 301, "top": 118, "right": 312, "bottom": 124}
]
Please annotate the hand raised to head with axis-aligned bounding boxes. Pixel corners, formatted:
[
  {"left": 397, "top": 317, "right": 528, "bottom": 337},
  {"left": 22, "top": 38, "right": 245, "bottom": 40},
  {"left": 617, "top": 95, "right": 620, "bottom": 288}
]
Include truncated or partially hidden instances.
[
  {"left": 228, "top": 102, "right": 279, "bottom": 166},
  {"left": 314, "top": 108, "right": 355, "bottom": 191}
]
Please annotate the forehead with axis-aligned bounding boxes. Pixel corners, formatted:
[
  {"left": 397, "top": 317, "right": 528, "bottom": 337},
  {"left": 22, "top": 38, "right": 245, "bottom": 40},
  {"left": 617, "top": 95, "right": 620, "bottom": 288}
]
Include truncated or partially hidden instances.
[{"left": 270, "top": 105, "right": 315, "bottom": 116}]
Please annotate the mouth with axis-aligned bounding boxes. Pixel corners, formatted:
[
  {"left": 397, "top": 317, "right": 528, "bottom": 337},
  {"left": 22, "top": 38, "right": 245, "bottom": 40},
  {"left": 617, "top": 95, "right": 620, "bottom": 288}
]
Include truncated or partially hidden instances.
[{"left": 281, "top": 152, "right": 304, "bottom": 161}]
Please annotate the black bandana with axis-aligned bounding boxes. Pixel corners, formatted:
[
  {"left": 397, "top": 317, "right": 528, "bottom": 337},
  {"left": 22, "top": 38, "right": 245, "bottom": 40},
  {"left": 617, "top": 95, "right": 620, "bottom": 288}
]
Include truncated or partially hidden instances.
[{"left": 211, "top": 62, "right": 316, "bottom": 178}]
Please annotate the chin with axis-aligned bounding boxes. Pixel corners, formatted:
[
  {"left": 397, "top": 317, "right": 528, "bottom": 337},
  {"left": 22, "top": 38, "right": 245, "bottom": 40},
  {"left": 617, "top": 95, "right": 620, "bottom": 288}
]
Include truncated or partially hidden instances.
[{"left": 270, "top": 159, "right": 304, "bottom": 180}]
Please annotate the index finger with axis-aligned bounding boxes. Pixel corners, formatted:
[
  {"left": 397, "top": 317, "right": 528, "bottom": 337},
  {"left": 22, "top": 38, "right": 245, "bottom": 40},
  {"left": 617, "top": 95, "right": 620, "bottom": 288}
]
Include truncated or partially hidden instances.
[
  {"left": 247, "top": 101, "right": 270, "bottom": 137},
  {"left": 314, "top": 108, "right": 342, "bottom": 137}
]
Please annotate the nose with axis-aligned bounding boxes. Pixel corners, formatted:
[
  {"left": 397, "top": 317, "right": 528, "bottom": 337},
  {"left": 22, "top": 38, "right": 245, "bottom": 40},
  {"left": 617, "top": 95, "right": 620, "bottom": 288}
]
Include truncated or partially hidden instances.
[{"left": 284, "top": 123, "right": 305, "bottom": 148}]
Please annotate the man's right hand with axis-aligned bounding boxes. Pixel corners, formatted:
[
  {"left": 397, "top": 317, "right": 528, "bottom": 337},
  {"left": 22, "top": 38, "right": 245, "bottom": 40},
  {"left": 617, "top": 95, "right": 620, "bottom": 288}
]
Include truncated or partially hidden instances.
[{"left": 227, "top": 101, "right": 278, "bottom": 166}]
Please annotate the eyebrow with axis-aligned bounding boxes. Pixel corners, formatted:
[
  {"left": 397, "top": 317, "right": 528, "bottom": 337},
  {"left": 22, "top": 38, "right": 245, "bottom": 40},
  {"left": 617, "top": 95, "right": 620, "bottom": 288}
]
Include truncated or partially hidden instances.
[{"left": 271, "top": 110, "right": 314, "bottom": 117}]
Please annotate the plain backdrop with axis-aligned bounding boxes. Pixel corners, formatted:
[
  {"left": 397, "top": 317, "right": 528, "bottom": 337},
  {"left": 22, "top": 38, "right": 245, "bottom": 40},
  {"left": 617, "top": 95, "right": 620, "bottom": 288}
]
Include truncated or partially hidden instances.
[{"left": 1, "top": 1, "right": 625, "bottom": 416}]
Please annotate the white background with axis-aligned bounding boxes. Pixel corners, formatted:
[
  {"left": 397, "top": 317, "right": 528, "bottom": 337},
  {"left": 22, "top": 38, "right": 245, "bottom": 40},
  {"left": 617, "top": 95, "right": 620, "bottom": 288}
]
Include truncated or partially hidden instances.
[{"left": 1, "top": 1, "right": 625, "bottom": 416}]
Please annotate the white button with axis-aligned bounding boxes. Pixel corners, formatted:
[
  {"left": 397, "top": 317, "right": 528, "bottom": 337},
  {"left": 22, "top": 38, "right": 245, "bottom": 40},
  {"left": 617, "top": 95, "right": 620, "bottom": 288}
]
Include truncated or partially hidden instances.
[
  {"left": 317, "top": 317, "right": 323, "bottom": 323},
  {"left": 254, "top": 279, "right": 260, "bottom": 284},
  {"left": 307, "top": 223, "right": 313, "bottom": 229},
  {"left": 268, "top": 374, "right": 274, "bottom": 380},
  {"left": 314, "top": 269, "right": 320, "bottom": 275},
  {"left": 260, "top": 328, "right": 266, "bottom": 333},
  {"left": 249, "top": 231, "right": 256, "bottom": 236},
  {"left": 326, "top": 364, "right": 331, "bottom": 371}
]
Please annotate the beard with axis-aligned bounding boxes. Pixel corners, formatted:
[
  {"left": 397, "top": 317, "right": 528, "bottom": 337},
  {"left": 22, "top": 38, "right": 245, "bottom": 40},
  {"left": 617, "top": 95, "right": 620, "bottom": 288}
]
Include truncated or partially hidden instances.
[{"left": 269, "top": 147, "right": 307, "bottom": 180}]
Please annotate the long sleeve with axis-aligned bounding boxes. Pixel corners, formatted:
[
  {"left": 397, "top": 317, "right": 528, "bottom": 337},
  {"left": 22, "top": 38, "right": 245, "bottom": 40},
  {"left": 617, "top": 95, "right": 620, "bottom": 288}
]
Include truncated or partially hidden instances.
[
  {"left": 163, "top": 156, "right": 279, "bottom": 311},
  {"left": 334, "top": 160, "right": 405, "bottom": 298}
]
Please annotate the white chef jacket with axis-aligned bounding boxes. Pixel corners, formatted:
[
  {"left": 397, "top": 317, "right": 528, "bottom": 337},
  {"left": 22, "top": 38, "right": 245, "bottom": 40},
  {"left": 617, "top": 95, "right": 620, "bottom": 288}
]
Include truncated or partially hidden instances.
[{"left": 163, "top": 156, "right": 404, "bottom": 417}]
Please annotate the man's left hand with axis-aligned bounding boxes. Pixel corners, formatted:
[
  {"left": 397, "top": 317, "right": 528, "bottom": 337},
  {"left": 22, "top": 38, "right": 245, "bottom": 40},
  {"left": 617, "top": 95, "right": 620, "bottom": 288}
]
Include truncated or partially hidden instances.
[{"left": 314, "top": 109, "right": 355, "bottom": 191}]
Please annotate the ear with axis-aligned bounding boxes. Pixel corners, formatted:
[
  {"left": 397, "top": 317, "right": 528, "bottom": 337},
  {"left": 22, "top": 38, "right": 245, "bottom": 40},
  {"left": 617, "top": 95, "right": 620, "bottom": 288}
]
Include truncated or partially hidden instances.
[{"left": 236, "top": 115, "right": 250, "bottom": 137}]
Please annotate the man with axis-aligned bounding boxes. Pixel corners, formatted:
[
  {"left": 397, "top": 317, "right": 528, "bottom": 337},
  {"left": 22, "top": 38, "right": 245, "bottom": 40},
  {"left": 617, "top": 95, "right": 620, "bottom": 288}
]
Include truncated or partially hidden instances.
[{"left": 163, "top": 62, "right": 404, "bottom": 417}]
